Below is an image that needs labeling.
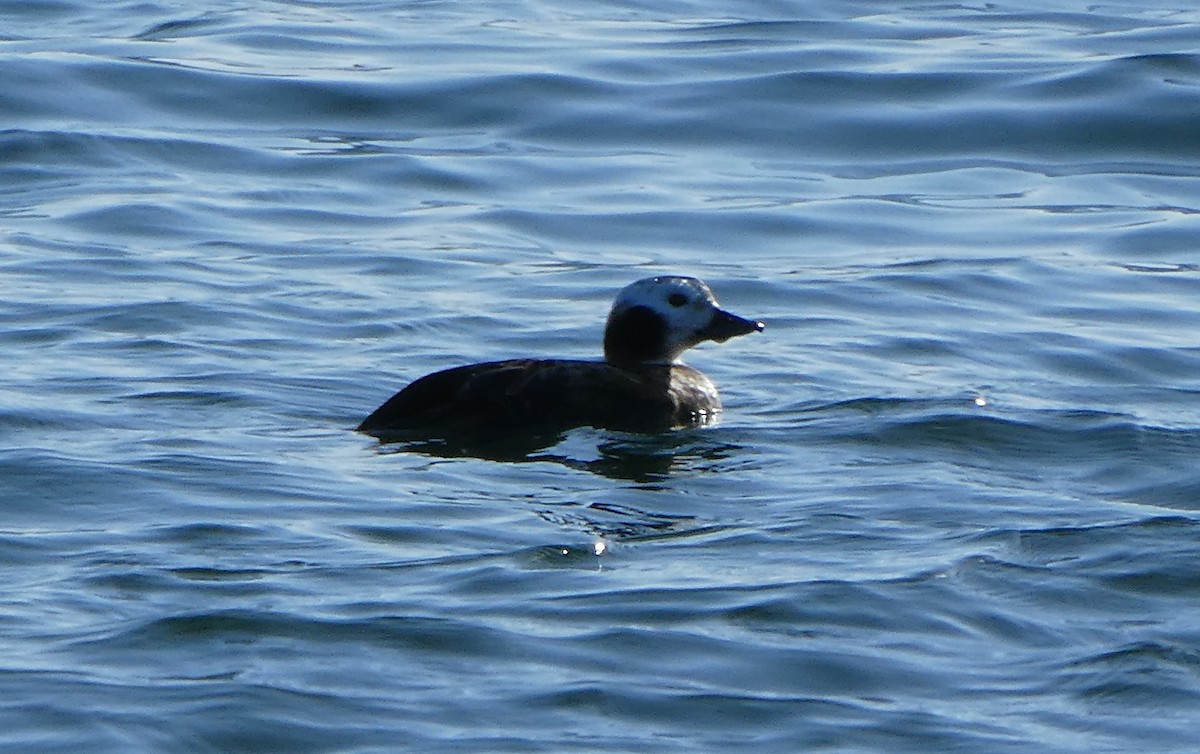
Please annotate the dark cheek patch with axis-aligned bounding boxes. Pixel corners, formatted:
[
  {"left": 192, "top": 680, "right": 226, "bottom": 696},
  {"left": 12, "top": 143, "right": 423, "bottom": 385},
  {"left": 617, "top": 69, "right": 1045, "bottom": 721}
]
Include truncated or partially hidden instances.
[{"left": 604, "top": 305, "right": 668, "bottom": 364}]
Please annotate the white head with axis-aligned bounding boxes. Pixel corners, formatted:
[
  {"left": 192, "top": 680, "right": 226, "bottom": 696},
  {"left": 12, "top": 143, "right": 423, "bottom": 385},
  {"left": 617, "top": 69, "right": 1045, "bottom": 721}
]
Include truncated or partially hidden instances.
[{"left": 603, "top": 276, "right": 764, "bottom": 365}]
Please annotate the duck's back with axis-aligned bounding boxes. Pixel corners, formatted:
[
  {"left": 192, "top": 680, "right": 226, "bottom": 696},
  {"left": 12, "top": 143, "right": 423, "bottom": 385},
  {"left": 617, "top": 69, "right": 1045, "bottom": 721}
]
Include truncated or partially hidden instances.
[{"left": 357, "top": 359, "right": 721, "bottom": 437}]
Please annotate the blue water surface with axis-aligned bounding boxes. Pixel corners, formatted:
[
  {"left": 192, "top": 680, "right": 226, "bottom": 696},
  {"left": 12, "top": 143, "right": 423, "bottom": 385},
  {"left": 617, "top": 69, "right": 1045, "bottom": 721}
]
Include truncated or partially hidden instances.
[{"left": 3, "top": 1, "right": 1200, "bottom": 752}]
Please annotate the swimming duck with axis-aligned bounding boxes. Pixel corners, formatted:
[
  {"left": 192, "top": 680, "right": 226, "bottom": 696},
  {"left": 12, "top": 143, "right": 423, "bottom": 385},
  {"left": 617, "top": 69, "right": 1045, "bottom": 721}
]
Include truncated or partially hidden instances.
[{"left": 357, "top": 276, "right": 764, "bottom": 439}]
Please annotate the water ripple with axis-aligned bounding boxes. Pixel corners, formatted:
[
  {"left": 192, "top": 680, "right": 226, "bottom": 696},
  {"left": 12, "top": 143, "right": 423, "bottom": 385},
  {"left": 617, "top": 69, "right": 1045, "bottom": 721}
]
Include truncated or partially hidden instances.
[{"left": 3, "top": 1, "right": 1200, "bottom": 752}]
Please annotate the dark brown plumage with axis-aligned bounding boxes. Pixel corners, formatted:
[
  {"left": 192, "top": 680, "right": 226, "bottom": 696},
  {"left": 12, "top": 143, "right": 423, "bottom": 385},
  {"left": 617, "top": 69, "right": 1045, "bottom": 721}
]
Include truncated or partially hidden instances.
[{"left": 358, "top": 359, "right": 720, "bottom": 435}]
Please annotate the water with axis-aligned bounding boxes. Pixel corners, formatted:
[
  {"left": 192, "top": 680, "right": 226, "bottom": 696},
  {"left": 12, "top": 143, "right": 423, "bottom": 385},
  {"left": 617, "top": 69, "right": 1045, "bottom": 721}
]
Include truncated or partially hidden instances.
[{"left": 3, "top": 1, "right": 1200, "bottom": 751}]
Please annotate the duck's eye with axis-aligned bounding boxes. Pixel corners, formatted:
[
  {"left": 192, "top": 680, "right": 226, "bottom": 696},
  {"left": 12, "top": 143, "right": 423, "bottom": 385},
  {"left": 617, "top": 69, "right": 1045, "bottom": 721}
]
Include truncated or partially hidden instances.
[{"left": 668, "top": 292, "right": 688, "bottom": 307}]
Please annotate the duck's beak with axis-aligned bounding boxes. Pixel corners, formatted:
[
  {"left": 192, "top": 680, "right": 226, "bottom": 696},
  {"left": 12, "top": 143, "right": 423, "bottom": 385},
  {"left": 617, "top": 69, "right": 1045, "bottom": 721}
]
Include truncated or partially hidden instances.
[{"left": 700, "top": 308, "right": 765, "bottom": 343}]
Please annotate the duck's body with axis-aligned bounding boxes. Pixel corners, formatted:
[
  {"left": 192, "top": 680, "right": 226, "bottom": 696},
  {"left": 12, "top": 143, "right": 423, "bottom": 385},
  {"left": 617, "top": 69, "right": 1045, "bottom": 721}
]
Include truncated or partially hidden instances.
[
  {"left": 358, "top": 276, "right": 763, "bottom": 440},
  {"left": 358, "top": 359, "right": 720, "bottom": 436}
]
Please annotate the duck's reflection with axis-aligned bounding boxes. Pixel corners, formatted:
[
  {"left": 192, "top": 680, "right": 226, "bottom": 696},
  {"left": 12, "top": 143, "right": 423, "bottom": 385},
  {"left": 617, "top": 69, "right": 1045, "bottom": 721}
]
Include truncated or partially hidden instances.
[
  {"left": 368, "top": 424, "right": 752, "bottom": 557},
  {"left": 372, "top": 426, "right": 744, "bottom": 482}
]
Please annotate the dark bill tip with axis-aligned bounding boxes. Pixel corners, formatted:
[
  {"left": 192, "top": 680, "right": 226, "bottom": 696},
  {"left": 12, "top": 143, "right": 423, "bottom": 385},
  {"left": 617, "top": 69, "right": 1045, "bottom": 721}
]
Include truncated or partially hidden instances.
[{"left": 703, "top": 308, "right": 765, "bottom": 343}]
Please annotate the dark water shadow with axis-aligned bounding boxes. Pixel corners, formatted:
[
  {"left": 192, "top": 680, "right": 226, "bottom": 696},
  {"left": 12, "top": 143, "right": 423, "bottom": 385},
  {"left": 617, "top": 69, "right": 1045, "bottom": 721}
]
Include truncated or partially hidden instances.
[
  {"left": 362, "top": 426, "right": 748, "bottom": 545},
  {"left": 364, "top": 425, "right": 744, "bottom": 483}
]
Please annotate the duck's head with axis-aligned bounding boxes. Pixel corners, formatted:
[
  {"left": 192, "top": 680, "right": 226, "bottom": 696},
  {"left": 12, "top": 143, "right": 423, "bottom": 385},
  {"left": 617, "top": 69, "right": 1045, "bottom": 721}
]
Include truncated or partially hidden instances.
[{"left": 603, "top": 276, "right": 764, "bottom": 366}]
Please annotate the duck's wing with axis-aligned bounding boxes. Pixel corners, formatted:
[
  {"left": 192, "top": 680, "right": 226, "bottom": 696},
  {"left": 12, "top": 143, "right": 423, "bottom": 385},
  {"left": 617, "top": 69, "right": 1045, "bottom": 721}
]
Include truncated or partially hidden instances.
[
  {"left": 357, "top": 359, "right": 678, "bottom": 436},
  {"left": 358, "top": 359, "right": 527, "bottom": 433}
]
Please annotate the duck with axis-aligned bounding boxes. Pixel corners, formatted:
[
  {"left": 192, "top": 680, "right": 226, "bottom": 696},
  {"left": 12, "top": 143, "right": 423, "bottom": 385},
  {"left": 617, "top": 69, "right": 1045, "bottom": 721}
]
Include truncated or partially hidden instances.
[{"left": 357, "top": 275, "right": 764, "bottom": 440}]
